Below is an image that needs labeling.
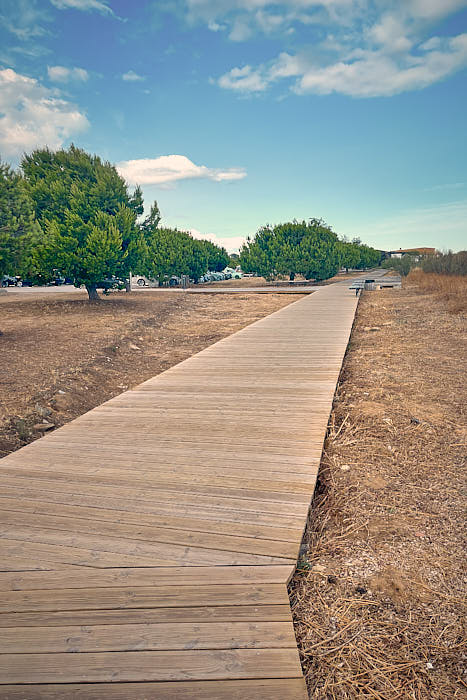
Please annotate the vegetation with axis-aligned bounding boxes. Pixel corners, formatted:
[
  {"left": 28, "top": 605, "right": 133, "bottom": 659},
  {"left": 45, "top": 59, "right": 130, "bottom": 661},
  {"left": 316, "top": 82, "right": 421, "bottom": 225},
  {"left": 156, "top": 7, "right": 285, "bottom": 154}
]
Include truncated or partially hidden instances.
[
  {"left": 240, "top": 220, "right": 380, "bottom": 281},
  {"left": 421, "top": 250, "right": 467, "bottom": 275},
  {"left": 0, "top": 161, "right": 41, "bottom": 280},
  {"left": 198, "top": 239, "right": 230, "bottom": 272},
  {"left": 144, "top": 227, "right": 208, "bottom": 284},
  {"left": 407, "top": 268, "right": 467, "bottom": 314},
  {"left": 21, "top": 146, "right": 146, "bottom": 300},
  {"left": 383, "top": 250, "right": 467, "bottom": 278},
  {"left": 0, "top": 145, "right": 229, "bottom": 300},
  {"left": 381, "top": 253, "right": 419, "bottom": 276},
  {"left": 1, "top": 145, "right": 382, "bottom": 297}
]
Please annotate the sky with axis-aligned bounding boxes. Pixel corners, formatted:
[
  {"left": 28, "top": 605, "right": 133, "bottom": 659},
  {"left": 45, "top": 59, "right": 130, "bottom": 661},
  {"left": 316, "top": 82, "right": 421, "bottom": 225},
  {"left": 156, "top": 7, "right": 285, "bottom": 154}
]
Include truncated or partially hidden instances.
[{"left": 1, "top": 0, "right": 466, "bottom": 253}]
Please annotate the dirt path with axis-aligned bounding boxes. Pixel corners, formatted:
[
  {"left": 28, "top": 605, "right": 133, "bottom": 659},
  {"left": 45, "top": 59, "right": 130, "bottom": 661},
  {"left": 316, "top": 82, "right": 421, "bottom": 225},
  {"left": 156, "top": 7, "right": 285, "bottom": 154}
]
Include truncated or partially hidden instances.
[
  {"left": 0, "top": 291, "right": 301, "bottom": 457},
  {"left": 290, "top": 284, "right": 466, "bottom": 698}
]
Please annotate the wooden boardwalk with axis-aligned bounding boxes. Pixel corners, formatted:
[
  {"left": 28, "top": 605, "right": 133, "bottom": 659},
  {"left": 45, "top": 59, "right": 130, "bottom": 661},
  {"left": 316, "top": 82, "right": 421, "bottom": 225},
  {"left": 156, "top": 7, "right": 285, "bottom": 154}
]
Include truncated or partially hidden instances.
[{"left": 0, "top": 283, "right": 358, "bottom": 698}]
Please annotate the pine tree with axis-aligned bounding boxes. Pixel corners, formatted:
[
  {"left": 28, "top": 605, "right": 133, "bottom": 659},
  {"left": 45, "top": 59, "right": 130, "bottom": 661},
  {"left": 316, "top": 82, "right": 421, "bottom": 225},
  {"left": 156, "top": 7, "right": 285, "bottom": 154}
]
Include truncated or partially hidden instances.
[
  {"left": 0, "top": 160, "right": 41, "bottom": 280},
  {"left": 22, "top": 145, "right": 146, "bottom": 300}
]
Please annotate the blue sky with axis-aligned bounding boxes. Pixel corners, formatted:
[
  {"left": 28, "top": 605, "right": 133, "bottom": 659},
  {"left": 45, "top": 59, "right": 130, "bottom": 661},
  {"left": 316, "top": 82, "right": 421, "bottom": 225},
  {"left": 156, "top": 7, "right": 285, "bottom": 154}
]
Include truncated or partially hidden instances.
[{"left": 1, "top": 0, "right": 466, "bottom": 252}]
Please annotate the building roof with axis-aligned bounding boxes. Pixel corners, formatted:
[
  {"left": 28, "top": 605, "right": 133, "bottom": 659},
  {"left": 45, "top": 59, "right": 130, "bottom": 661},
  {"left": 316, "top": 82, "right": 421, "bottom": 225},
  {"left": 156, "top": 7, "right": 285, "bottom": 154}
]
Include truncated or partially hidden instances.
[{"left": 387, "top": 247, "right": 436, "bottom": 255}]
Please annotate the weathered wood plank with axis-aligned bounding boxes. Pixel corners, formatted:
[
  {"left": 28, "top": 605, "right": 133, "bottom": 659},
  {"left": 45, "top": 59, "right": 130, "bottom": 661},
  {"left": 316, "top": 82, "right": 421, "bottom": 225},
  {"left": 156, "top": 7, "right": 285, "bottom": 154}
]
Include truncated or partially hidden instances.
[
  {"left": 0, "top": 566, "right": 294, "bottom": 592},
  {"left": 0, "top": 497, "right": 303, "bottom": 542},
  {"left": 0, "top": 678, "right": 309, "bottom": 699},
  {"left": 0, "top": 605, "right": 293, "bottom": 628},
  {"left": 0, "top": 511, "right": 299, "bottom": 559},
  {"left": 0, "top": 583, "right": 289, "bottom": 613},
  {"left": 1, "top": 621, "right": 297, "bottom": 653},
  {"left": 0, "top": 648, "right": 303, "bottom": 683}
]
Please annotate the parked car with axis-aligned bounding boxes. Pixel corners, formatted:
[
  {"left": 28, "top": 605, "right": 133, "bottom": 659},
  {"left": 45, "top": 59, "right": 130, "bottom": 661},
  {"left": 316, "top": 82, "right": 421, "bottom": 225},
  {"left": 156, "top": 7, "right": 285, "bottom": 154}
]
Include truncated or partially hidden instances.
[
  {"left": 131, "top": 274, "right": 158, "bottom": 288},
  {"left": 46, "top": 276, "right": 65, "bottom": 286},
  {"left": 1, "top": 275, "right": 21, "bottom": 287},
  {"left": 97, "top": 276, "right": 126, "bottom": 291}
]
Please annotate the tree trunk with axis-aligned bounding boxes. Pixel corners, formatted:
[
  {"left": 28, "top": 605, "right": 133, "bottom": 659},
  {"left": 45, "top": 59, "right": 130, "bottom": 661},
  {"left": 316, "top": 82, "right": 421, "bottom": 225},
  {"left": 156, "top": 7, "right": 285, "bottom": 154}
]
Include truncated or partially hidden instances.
[
  {"left": 124, "top": 279, "right": 131, "bottom": 293},
  {"left": 86, "top": 285, "right": 100, "bottom": 301},
  {"left": 289, "top": 271, "right": 295, "bottom": 281}
]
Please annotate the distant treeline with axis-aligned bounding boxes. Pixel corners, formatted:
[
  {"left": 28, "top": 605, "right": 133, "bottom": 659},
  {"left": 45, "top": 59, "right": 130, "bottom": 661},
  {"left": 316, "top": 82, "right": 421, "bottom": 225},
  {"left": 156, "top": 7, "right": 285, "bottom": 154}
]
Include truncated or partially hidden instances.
[
  {"left": 240, "top": 220, "right": 381, "bottom": 281},
  {"left": 421, "top": 251, "right": 467, "bottom": 276},
  {"left": 383, "top": 251, "right": 467, "bottom": 277},
  {"left": 1, "top": 144, "right": 381, "bottom": 300},
  {"left": 0, "top": 146, "right": 230, "bottom": 299}
]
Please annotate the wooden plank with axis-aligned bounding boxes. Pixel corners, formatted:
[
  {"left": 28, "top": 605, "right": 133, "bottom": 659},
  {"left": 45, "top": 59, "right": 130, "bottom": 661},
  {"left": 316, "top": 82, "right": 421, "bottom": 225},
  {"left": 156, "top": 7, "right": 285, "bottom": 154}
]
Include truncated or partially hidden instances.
[
  {"left": 6, "top": 451, "right": 320, "bottom": 483},
  {"left": 0, "top": 527, "right": 293, "bottom": 567},
  {"left": 0, "top": 648, "right": 303, "bottom": 683},
  {"left": 1, "top": 621, "right": 297, "bottom": 653},
  {"left": 0, "top": 565, "right": 294, "bottom": 592},
  {"left": 0, "top": 511, "right": 300, "bottom": 560},
  {"left": 0, "top": 487, "right": 307, "bottom": 530},
  {"left": 6, "top": 446, "right": 323, "bottom": 473},
  {"left": 0, "top": 678, "right": 309, "bottom": 699},
  {"left": 0, "top": 605, "right": 293, "bottom": 628},
  {"left": 0, "top": 557, "right": 74, "bottom": 573},
  {"left": 0, "top": 583, "right": 289, "bottom": 613},
  {"left": 0, "top": 468, "right": 314, "bottom": 504},
  {"left": 2, "top": 461, "right": 319, "bottom": 494},
  {"left": 0, "top": 476, "right": 312, "bottom": 513},
  {"left": 0, "top": 496, "right": 303, "bottom": 542}
]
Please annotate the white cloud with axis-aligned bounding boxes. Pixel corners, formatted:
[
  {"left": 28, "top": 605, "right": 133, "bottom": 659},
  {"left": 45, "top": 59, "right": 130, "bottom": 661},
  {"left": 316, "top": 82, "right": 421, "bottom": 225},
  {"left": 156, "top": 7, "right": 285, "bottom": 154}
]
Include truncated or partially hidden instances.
[
  {"left": 189, "top": 228, "right": 246, "bottom": 253},
  {"left": 218, "top": 65, "right": 269, "bottom": 92},
  {"left": 208, "top": 20, "right": 224, "bottom": 31},
  {"left": 0, "top": 67, "right": 89, "bottom": 158},
  {"left": 294, "top": 34, "right": 467, "bottom": 96},
  {"left": 117, "top": 155, "right": 246, "bottom": 187},
  {"left": 47, "top": 65, "right": 89, "bottom": 82},
  {"left": 122, "top": 70, "right": 145, "bottom": 82},
  {"left": 180, "top": 0, "right": 467, "bottom": 98},
  {"left": 183, "top": 0, "right": 356, "bottom": 39},
  {"left": 229, "top": 17, "right": 253, "bottom": 41},
  {"left": 50, "top": 0, "right": 114, "bottom": 15},
  {"left": 1, "top": 0, "right": 51, "bottom": 41},
  {"left": 218, "top": 32, "right": 467, "bottom": 97},
  {"left": 408, "top": 0, "right": 467, "bottom": 21}
]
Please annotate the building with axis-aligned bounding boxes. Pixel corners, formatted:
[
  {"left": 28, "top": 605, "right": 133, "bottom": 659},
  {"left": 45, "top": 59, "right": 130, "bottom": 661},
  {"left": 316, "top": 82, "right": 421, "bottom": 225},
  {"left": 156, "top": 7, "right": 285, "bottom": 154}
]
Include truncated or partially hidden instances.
[{"left": 385, "top": 247, "right": 436, "bottom": 259}]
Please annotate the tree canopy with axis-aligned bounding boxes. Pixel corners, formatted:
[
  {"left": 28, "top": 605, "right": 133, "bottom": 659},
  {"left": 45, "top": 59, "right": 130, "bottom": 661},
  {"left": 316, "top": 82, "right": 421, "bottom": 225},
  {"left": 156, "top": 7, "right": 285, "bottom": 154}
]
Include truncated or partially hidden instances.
[
  {"left": 1, "top": 145, "right": 381, "bottom": 301},
  {"left": 0, "top": 161, "right": 41, "bottom": 280},
  {"left": 144, "top": 228, "right": 208, "bottom": 283},
  {"left": 197, "top": 239, "right": 230, "bottom": 272},
  {"left": 240, "top": 220, "right": 381, "bottom": 281},
  {"left": 22, "top": 145, "right": 146, "bottom": 299}
]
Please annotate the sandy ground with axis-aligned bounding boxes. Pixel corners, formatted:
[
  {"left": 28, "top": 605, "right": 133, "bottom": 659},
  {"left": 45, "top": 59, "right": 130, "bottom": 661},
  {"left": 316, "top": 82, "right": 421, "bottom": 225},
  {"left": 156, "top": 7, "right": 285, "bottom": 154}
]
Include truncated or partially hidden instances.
[
  {"left": 0, "top": 290, "right": 301, "bottom": 456},
  {"left": 290, "top": 283, "right": 466, "bottom": 699}
]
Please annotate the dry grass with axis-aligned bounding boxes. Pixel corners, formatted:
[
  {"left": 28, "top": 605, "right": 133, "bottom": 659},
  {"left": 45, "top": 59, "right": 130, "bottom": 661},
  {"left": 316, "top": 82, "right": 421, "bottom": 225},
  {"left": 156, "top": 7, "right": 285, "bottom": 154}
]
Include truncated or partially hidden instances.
[
  {"left": 407, "top": 269, "right": 467, "bottom": 314},
  {"left": 290, "top": 286, "right": 466, "bottom": 699}
]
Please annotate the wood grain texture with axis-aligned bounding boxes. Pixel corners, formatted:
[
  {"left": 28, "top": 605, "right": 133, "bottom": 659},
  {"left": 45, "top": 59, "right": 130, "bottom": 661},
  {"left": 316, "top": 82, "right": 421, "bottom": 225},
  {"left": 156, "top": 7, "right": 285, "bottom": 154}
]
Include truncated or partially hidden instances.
[
  {"left": 0, "top": 678, "right": 309, "bottom": 699},
  {"left": 0, "top": 283, "right": 359, "bottom": 698}
]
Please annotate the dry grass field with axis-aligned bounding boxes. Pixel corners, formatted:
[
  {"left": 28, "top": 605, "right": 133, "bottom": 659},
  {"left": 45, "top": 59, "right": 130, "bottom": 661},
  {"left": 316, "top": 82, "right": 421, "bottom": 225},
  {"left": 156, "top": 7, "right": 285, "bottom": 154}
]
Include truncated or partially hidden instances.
[
  {"left": 0, "top": 290, "right": 301, "bottom": 457},
  {"left": 290, "top": 280, "right": 466, "bottom": 698},
  {"left": 407, "top": 269, "right": 467, "bottom": 314}
]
